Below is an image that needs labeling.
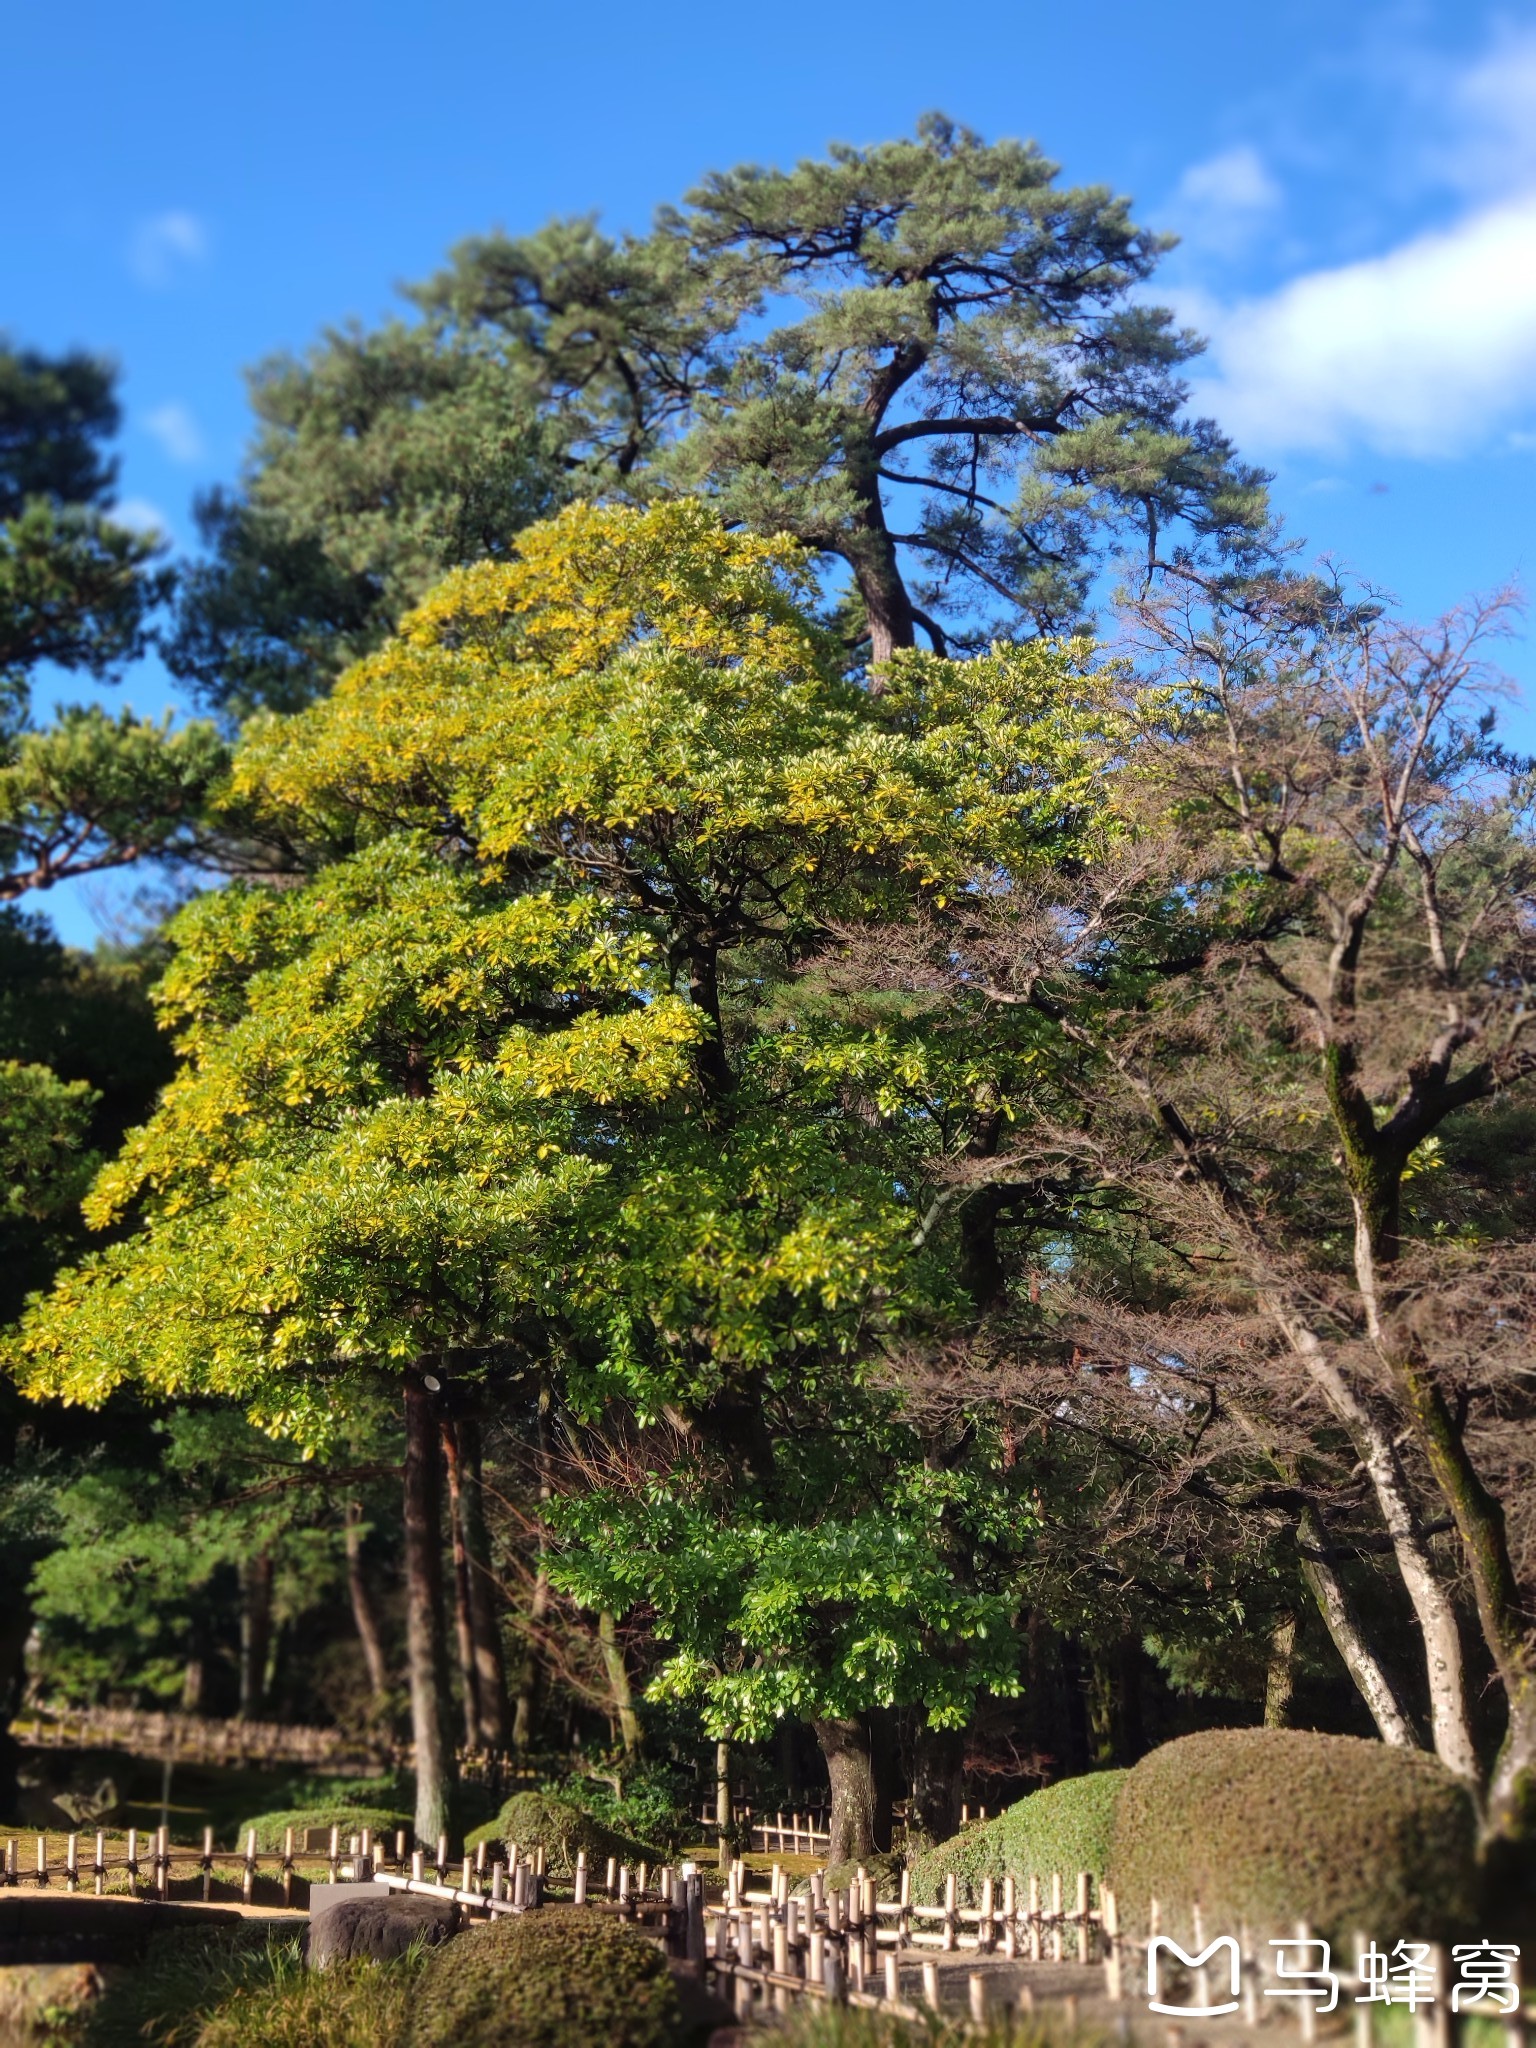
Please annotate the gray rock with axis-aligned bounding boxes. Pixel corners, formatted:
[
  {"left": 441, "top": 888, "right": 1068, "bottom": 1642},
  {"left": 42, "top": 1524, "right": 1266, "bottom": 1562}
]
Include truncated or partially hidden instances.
[{"left": 306, "top": 1893, "right": 457, "bottom": 1968}]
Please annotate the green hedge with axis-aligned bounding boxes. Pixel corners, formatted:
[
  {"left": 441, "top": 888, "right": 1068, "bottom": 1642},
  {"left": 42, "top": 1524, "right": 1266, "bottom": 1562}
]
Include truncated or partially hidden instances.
[
  {"left": 908, "top": 1771, "right": 1127, "bottom": 1908},
  {"left": 407, "top": 1906, "right": 684, "bottom": 2048},
  {"left": 1106, "top": 1729, "right": 1480, "bottom": 1941},
  {"left": 462, "top": 1790, "right": 658, "bottom": 1875},
  {"left": 233, "top": 1804, "right": 410, "bottom": 1853}
]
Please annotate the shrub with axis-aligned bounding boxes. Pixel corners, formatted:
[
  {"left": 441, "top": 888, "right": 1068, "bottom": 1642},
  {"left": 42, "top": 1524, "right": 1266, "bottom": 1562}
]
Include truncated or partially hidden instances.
[
  {"left": 1106, "top": 1728, "right": 1480, "bottom": 1941},
  {"left": 908, "top": 1771, "right": 1126, "bottom": 1907},
  {"left": 462, "top": 1790, "right": 657, "bottom": 1873},
  {"left": 233, "top": 1805, "right": 410, "bottom": 1853},
  {"left": 407, "top": 1906, "right": 684, "bottom": 2048}
]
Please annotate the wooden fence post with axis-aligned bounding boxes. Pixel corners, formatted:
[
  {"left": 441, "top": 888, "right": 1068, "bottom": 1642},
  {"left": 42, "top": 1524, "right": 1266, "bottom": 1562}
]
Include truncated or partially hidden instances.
[{"left": 1103, "top": 1887, "right": 1122, "bottom": 2002}]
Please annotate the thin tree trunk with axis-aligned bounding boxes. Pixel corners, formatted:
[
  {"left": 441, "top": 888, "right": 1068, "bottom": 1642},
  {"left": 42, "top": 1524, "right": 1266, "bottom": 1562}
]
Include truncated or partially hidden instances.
[
  {"left": 441, "top": 1418, "right": 481, "bottom": 1752},
  {"left": 715, "top": 1739, "right": 732, "bottom": 1832},
  {"left": 909, "top": 1717, "right": 965, "bottom": 1845},
  {"left": 237, "top": 1553, "right": 272, "bottom": 1720},
  {"left": 344, "top": 1501, "right": 389, "bottom": 1704},
  {"left": 1294, "top": 1503, "right": 1419, "bottom": 1745},
  {"left": 598, "top": 1610, "right": 641, "bottom": 1754},
  {"left": 403, "top": 1369, "right": 453, "bottom": 1848},
  {"left": 813, "top": 1714, "right": 880, "bottom": 1865},
  {"left": 458, "top": 1420, "right": 510, "bottom": 1749},
  {"left": 1273, "top": 1310, "right": 1479, "bottom": 1782}
]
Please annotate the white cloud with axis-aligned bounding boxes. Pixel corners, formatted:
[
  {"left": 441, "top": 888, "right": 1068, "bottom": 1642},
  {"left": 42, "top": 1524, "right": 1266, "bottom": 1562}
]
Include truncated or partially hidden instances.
[
  {"left": 111, "top": 497, "right": 172, "bottom": 539},
  {"left": 144, "top": 401, "right": 204, "bottom": 465},
  {"left": 1188, "top": 190, "right": 1536, "bottom": 457},
  {"left": 1172, "top": 146, "right": 1282, "bottom": 256},
  {"left": 1439, "top": 24, "right": 1536, "bottom": 193},
  {"left": 127, "top": 210, "right": 208, "bottom": 288}
]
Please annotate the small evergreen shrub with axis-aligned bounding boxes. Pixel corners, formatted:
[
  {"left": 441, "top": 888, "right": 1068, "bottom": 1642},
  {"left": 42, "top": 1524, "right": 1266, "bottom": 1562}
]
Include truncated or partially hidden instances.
[
  {"left": 908, "top": 1771, "right": 1126, "bottom": 1907},
  {"left": 407, "top": 1906, "right": 684, "bottom": 2048},
  {"left": 234, "top": 1805, "right": 410, "bottom": 1853},
  {"left": 462, "top": 1789, "right": 657, "bottom": 1873},
  {"left": 1106, "top": 1728, "right": 1480, "bottom": 1941}
]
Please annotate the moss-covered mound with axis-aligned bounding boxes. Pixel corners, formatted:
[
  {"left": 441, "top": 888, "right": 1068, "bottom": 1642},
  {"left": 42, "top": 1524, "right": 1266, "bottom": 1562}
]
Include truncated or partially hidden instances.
[
  {"left": 408, "top": 1906, "right": 683, "bottom": 2048},
  {"left": 909, "top": 1771, "right": 1126, "bottom": 1907},
  {"left": 234, "top": 1805, "right": 410, "bottom": 1853},
  {"left": 462, "top": 1790, "right": 658, "bottom": 1874},
  {"left": 1107, "top": 1729, "right": 1480, "bottom": 1941}
]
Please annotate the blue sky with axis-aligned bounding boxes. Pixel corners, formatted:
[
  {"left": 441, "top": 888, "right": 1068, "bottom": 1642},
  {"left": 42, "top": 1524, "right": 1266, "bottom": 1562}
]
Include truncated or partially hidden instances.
[{"left": 10, "top": 0, "right": 1536, "bottom": 943}]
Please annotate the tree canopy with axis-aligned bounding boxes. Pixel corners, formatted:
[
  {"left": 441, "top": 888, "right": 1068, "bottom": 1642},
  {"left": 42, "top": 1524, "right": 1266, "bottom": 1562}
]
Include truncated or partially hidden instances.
[{"left": 170, "top": 117, "right": 1270, "bottom": 718}]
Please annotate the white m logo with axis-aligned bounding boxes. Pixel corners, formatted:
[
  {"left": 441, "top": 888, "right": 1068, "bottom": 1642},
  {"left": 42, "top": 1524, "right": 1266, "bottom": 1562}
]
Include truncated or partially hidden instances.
[{"left": 1147, "top": 1934, "right": 1241, "bottom": 2016}]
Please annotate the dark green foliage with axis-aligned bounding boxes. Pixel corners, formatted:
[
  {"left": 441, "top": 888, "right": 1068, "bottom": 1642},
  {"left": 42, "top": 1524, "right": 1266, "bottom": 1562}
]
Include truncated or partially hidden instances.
[
  {"left": 167, "top": 328, "right": 563, "bottom": 720},
  {"left": 0, "top": 344, "right": 119, "bottom": 516},
  {"left": 177, "top": 119, "right": 1271, "bottom": 717},
  {"left": 70, "top": 1921, "right": 282, "bottom": 2046},
  {"left": 63, "top": 1921, "right": 421, "bottom": 2048},
  {"left": 463, "top": 1790, "right": 658, "bottom": 1873},
  {"left": 235, "top": 1804, "right": 410, "bottom": 1853},
  {"left": 407, "top": 1907, "right": 683, "bottom": 2048},
  {"left": 1106, "top": 1729, "right": 1480, "bottom": 1940},
  {"left": 908, "top": 1771, "right": 1126, "bottom": 1906}
]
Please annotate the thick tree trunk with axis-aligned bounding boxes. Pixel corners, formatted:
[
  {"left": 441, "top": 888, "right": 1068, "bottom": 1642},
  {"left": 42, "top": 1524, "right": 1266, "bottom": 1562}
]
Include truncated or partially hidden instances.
[
  {"left": 910, "top": 1717, "right": 965, "bottom": 1845},
  {"left": 344, "top": 1501, "right": 390, "bottom": 1704},
  {"left": 457, "top": 1421, "right": 510, "bottom": 1749},
  {"left": 848, "top": 538, "right": 916, "bottom": 669},
  {"left": 237, "top": 1553, "right": 272, "bottom": 1720},
  {"left": 512, "top": 1399, "right": 551, "bottom": 1752},
  {"left": 403, "top": 1370, "right": 453, "bottom": 1848},
  {"left": 813, "top": 1714, "right": 881, "bottom": 1865},
  {"left": 441, "top": 1419, "right": 481, "bottom": 1751},
  {"left": 598, "top": 1610, "right": 642, "bottom": 1754},
  {"left": 511, "top": 1563, "right": 548, "bottom": 1752},
  {"left": 0, "top": 1590, "right": 31, "bottom": 1819},
  {"left": 1263, "top": 1614, "right": 1299, "bottom": 1728}
]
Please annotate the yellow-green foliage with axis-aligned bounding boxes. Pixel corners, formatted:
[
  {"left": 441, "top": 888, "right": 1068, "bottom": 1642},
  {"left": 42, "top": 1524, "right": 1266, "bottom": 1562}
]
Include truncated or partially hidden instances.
[
  {"left": 1106, "top": 1729, "right": 1480, "bottom": 1940},
  {"left": 407, "top": 1906, "right": 683, "bottom": 2048},
  {"left": 234, "top": 1805, "right": 410, "bottom": 1854},
  {"left": 6, "top": 498, "right": 1108, "bottom": 1443},
  {"left": 908, "top": 1770, "right": 1126, "bottom": 1907},
  {"left": 462, "top": 1790, "right": 657, "bottom": 1874}
]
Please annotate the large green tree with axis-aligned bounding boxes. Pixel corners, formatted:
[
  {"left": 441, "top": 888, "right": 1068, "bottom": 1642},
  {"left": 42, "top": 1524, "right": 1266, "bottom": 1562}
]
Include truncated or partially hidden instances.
[
  {"left": 171, "top": 117, "right": 1269, "bottom": 716},
  {"left": 9, "top": 500, "right": 1108, "bottom": 1844},
  {"left": 0, "top": 341, "right": 223, "bottom": 900}
]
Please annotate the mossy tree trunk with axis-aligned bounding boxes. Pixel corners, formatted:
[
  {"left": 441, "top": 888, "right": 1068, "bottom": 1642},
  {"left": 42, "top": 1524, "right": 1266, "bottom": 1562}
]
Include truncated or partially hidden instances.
[
  {"left": 598, "top": 1609, "right": 642, "bottom": 1755},
  {"left": 457, "top": 1420, "right": 511, "bottom": 1750},
  {"left": 813, "top": 1713, "right": 883, "bottom": 1864},
  {"left": 403, "top": 1367, "right": 454, "bottom": 1848}
]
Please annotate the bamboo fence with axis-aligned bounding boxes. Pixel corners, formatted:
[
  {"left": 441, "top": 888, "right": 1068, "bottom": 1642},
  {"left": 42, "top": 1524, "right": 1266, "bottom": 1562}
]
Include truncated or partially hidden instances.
[{"left": 5, "top": 1829, "right": 1529, "bottom": 2043}]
